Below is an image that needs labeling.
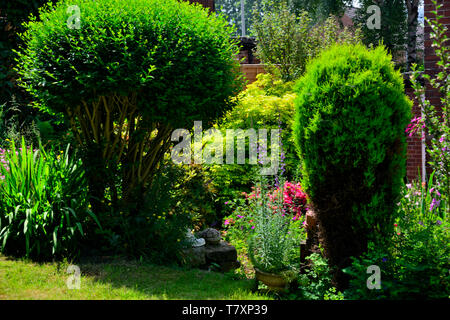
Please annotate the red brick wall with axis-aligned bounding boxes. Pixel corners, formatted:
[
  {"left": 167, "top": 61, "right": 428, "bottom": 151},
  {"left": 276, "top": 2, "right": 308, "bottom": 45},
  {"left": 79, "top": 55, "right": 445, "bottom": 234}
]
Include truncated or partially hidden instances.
[
  {"left": 412, "top": 0, "right": 450, "bottom": 181},
  {"left": 240, "top": 64, "right": 266, "bottom": 87},
  {"left": 424, "top": 0, "right": 449, "bottom": 102},
  {"left": 405, "top": 81, "right": 424, "bottom": 182}
]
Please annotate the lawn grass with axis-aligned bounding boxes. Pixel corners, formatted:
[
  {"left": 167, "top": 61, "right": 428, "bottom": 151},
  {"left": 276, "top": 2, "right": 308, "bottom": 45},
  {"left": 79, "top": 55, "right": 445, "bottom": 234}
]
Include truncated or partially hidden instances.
[{"left": 0, "top": 255, "right": 271, "bottom": 300}]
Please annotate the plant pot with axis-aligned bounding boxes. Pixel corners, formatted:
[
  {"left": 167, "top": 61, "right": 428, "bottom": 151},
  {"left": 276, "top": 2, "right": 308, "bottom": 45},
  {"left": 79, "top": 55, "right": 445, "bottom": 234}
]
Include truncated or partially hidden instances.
[{"left": 254, "top": 267, "right": 289, "bottom": 292}]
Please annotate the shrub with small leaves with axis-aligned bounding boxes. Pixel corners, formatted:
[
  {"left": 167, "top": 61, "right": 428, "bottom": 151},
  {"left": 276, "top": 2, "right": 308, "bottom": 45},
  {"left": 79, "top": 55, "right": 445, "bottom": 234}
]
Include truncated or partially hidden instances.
[{"left": 293, "top": 43, "right": 412, "bottom": 289}]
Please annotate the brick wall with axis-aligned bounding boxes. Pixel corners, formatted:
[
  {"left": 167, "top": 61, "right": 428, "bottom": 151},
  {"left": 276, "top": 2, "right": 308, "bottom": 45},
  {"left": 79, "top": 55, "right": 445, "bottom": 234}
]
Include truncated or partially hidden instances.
[
  {"left": 405, "top": 76, "right": 424, "bottom": 182},
  {"left": 411, "top": 0, "right": 450, "bottom": 181},
  {"left": 240, "top": 64, "right": 266, "bottom": 86},
  {"left": 424, "top": 0, "right": 449, "bottom": 102}
]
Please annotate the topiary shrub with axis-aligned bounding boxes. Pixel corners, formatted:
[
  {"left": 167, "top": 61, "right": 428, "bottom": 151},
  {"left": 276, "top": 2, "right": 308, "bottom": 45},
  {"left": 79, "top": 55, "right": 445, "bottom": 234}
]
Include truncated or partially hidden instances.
[
  {"left": 15, "top": 0, "right": 242, "bottom": 212},
  {"left": 293, "top": 44, "right": 412, "bottom": 289}
]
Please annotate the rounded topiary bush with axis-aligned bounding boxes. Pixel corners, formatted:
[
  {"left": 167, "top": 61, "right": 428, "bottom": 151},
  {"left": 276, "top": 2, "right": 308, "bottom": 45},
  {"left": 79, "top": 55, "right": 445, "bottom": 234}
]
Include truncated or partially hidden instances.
[
  {"left": 293, "top": 44, "right": 412, "bottom": 289},
  {"left": 15, "top": 0, "right": 242, "bottom": 209}
]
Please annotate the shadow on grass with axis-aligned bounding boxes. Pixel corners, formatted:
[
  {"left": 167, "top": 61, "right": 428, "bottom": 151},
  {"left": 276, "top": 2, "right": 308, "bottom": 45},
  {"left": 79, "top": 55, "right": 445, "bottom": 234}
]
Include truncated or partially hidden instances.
[{"left": 74, "top": 256, "right": 268, "bottom": 300}]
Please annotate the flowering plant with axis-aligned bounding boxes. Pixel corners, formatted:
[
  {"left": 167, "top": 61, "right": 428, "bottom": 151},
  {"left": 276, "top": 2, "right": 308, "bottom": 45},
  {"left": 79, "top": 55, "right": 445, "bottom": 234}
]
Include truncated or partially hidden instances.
[
  {"left": 409, "top": 0, "right": 449, "bottom": 214},
  {"left": 267, "top": 181, "right": 308, "bottom": 219},
  {"left": 246, "top": 175, "right": 300, "bottom": 274},
  {"left": 397, "top": 171, "right": 447, "bottom": 232},
  {"left": 222, "top": 174, "right": 307, "bottom": 275}
]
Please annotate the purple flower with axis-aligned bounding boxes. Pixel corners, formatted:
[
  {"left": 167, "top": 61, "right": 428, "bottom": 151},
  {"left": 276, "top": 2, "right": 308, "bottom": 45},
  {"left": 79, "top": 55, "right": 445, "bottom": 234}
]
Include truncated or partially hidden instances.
[
  {"left": 382, "top": 258, "right": 388, "bottom": 262},
  {"left": 436, "top": 220, "right": 442, "bottom": 226},
  {"left": 430, "top": 198, "right": 441, "bottom": 211}
]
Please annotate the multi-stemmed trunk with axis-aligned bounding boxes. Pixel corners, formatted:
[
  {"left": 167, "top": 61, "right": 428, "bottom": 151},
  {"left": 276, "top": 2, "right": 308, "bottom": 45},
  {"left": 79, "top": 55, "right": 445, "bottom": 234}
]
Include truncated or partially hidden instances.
[{"left": 66, "top": 93, "right": 173, "bottom": 214}]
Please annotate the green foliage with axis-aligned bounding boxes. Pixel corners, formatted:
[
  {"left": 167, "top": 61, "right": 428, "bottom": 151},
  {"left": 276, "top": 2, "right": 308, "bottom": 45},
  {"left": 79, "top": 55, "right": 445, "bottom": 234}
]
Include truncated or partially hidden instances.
[
  {"left": 291, "top": 0, "right": 351, "bottom": 22},
  {"left": 15, "top": 0, "right": 241, "bottom": 124},
  {"left": 216, "top": 0, "right": 259, "bottom": 36},
  {"left": 216, "top": 0, "right": 301, "bottom": 36},
  {"left": 92, "top": 157, "right": 203, "bottom": 264},
  {"left": 0, "top": 98, "right": 41, "bottom": 148},
  {"left": 290, "top": 253, "right": 343, "bottom": 300},
  {"left": 246, "top": 176, "right": 301, "bottom": 274},
  {"left": 14, "top": 0, "right": 243, "bottom": 208},
  {"left": 354, "top": 0, "right": 408, "bottom": 62},
  {"left": 0, "top": 0, "right": 57, "bottom": 105},
  {"left": 344, "top": 178, "right": 449, "bottom": 299},
  {"left": 0, "top": 138, "right": 99, "bottom": 260},
  {"left": 293, "top": 44, "right": 412, "bottom": 287},
  {"left": 0, "top": 0, "right": 64, "bottom": 148},
  {"left": 169, "top": 163, "right": 219, "bottom": 231},
  {"left": 253, "top": 1, "right": 362, "bottom": 81},
  {"left": 222, "top": 184, "right": 306, "bottom": 260},
  {"left": 205, "top": 73, "right": 298, "bottom": 211},
  {"left": 410, "top": 1, "right": 450, "bottom": 214}
]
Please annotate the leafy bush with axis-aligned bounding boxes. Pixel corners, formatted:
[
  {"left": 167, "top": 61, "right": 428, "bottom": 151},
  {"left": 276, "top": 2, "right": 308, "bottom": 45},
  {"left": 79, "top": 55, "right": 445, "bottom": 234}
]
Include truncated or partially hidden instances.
[
  {"left": 293, "top": 44, "right": 412, "bottom": 289},
  {"left": 354, "top": 0, "right": 407, "bottom": 60},
  {"left": 290, "top": 253, "right": 344, "bottom": 300},
  {"left": 0, "top": 138, "right": 99, "bottom": 260},
  {"left": 344, "top": 175, "right": 449, "bottom": 299},
  {"left": 253, "top": 1, "right": 362, "bottom": 81},
  {"left": 205, "top": 73, "right": 298, "bottom": 212},
  {"left": 223, "top": 179, "right": 307, "bottom": 255},
  {"left": 0, "top": 0, "right": 57, "bottom": 105},
  {"left": 15, "top": 0, "right": 243, "bottom": 211},
  {"left": 91, "top": 157, "right": 212, "bottom": 263},
  {"left": 0, "top": 0, "right": 66, "bottom": 150},
  {"left": 243, "top": 175, "right": 303, "bottom": 274},
  {"left": 410, "top": 1, "right": 450, "bottom": 214}
]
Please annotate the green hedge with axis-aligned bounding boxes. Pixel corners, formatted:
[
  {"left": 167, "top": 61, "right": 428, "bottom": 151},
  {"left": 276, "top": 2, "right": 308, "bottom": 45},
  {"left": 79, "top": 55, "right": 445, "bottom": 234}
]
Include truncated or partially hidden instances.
[
  {"left": 15, "top": 0, "right": 243, "bottom": 208},
  {"left": 293, "top": 44, "right": 412, "bottom": 288}
]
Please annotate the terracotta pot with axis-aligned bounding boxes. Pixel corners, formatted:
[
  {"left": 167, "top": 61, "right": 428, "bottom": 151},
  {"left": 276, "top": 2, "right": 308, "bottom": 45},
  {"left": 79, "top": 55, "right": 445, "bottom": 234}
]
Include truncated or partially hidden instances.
[{"left": 254, "top": 268, "right": 289, "bottom": 292}]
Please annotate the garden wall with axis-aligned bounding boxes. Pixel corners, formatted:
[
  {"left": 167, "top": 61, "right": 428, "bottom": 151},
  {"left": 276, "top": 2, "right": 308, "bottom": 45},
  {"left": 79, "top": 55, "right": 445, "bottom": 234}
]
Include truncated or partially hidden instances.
[
  {"left": 240, "top": 64, "right": 266, "bottom": 86},
  {"left": 418, "top": 0, "right": 450, "bottom": 181},
  {"left": 405, "top": 77, "right": 424, "bottom": 182}
]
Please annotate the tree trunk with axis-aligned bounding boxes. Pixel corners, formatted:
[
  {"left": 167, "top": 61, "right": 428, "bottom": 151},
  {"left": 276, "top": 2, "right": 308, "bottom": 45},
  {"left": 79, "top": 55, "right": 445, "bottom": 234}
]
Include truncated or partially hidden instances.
[{"left": 405, "top": 0, "right": 420, "bottom": 71}]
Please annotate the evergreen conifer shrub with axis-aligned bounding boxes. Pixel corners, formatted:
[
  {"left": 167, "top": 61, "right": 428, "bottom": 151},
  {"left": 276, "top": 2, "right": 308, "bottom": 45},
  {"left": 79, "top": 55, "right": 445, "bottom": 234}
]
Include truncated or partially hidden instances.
[{"left": 293, "top": 44, "right": 412, "bottom": 289}]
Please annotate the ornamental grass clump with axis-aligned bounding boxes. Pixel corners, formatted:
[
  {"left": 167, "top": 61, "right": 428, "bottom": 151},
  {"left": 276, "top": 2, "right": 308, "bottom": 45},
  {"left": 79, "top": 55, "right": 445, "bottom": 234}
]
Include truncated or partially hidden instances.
[
  {"left": 293, "top": 44, "right": 412, "bottom": 289},
  {"left": 15, "top": 0, "right": 242, "bottom": 212},
  {"left": 0, "top": 138, "right": 99, "bottom": 260}
]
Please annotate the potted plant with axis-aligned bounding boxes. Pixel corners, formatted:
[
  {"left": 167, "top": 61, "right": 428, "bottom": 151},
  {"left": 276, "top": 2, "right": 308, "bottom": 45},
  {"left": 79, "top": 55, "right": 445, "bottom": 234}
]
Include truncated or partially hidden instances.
[{"left": 245, "top": 176, "right": 299, "bottom": 292}]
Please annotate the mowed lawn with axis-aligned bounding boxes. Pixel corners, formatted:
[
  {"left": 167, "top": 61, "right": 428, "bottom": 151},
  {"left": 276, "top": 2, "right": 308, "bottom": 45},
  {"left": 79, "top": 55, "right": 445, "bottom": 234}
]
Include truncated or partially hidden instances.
[{"left": 0, "top": 255, "right": 270, "bottom": 300}]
